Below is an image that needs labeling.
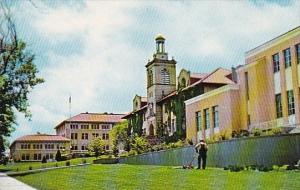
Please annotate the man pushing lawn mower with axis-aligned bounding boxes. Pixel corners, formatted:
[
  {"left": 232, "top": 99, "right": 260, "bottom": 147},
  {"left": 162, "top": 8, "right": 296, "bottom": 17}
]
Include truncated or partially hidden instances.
[{"left": 195, "top": 140, "right": 208, "bottom": 170}]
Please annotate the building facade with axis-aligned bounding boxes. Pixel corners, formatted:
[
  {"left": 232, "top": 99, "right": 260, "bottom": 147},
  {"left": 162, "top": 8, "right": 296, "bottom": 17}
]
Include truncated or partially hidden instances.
[
  {"left": 124, "top": 35, "right": 235, "bottom": 141},
  {"left": 186, "top": 26, "right": 300, "bottom": 143},
  {"left": 55, "top": 112, "right": 125, "bottom": 154},
  {"left": 10, "top": 134, "right": 70, "bottom": 162}
]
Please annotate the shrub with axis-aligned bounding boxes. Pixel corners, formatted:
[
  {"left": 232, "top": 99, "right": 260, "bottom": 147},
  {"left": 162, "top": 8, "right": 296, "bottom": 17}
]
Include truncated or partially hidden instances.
[
  {"left": 55, "top": 150, "right": 62, "bottom": 161},
  {"left": 174, "top": 140, "right": 184, "bottom": 148},
  {"left": 187, "top": 139, "right": 194, "bottom": 145},
  {"left": 271, "top": 127, "right": 283, "bottom": 135},
  {"left": 55, "top": 163, "right": 58, "bottom": 167},
  {"left": 212, "top": 133, "right": 221, "bottom": 142},
  {"left": 82, "top": 159, "right": 87, "bottom": 164},
  {"left": 28, "top": 166, "right": 32, "bottom": 170},
  {"left": 65, "top": 161, "right": 70, "bottom": 166},
  {"left": 228, "top": 165, "right": 244, "bottom": 172},
  {"left": 286, "top": 165, "right": 297, "bottom": 170},
  {"left": 128, "top": 150, "right": 138, "bottom": 156},
  {"left": 41, "top": 156, "right": 47, "bottom": 163},
  {"left": 252, "top": 128, "right": 262, "bottom": 136}
]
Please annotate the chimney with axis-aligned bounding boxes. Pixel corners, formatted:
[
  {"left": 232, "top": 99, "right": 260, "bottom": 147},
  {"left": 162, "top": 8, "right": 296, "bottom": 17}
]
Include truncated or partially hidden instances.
[{"left": 231, "top": 66, "right": 238, "bottom": 83}]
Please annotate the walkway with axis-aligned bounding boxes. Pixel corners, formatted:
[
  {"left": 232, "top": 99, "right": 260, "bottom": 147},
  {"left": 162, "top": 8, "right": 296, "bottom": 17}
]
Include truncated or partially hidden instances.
[{"left": 0, "top": 172, "right": 36, "bottom": 190}]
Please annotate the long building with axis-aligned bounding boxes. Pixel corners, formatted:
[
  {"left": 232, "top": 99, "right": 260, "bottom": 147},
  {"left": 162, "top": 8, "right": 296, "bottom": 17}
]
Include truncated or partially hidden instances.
[
  {"left": 10, "top": 134, "right": 70, "bottom": 161},
  {"left": 55, "top": 112, "right": 125, "bottom": 154},
  {"left": 186, "top": 26, "right": 300, "bottom": 143}
]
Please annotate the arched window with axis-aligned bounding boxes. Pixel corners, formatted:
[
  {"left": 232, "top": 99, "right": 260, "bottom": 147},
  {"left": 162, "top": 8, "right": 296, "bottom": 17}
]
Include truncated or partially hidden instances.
[{"left": 161, "top": 68, "right": 170, "bottom": 84}]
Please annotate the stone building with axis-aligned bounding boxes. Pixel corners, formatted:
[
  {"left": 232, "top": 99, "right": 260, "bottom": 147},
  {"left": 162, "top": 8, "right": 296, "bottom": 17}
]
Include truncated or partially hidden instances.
[{"left": 10, "top": 134, "right": 70, "bottom": 161}]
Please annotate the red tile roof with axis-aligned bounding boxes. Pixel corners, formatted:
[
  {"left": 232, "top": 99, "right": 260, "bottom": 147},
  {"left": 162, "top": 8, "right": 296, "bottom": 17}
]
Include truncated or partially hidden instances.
[
  {"left": 14, "top": 134, "right": 70, "bottom": 142},
  {"left": 55, "top": 113, "right": 125, "bottom": 129}
]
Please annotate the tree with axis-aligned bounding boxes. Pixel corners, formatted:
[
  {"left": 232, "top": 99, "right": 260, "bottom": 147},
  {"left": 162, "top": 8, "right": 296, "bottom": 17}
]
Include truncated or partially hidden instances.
[
  {"left": 55, "top": 150, "right": 62, "bottom": 161},
  {"left": 110, "top": 121, "right": 130, "bottom": 155},
  {"left": 88, "top": 137, "right": 105, "bottom": 158},
  {"left": 130, "top": 135, "right": 149, "bottom": 154},
  {"left": 0, "top": 2, "right": 44, "bottom": 157}
]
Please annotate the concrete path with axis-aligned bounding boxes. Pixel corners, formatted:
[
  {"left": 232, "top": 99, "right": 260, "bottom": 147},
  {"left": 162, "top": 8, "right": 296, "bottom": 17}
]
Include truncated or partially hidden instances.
[{"left": 0, "top": 172, "right": 36, "bottom": 190}]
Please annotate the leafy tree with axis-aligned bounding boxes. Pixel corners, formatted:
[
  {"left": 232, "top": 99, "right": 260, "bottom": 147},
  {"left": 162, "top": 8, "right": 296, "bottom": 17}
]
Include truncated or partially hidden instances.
[
  {"left": 55, "top": 150, "right": 62, "bottom": 161},
  {"left": 0, "top": 2, "right": 44, "bottom": 157},
  {"left": 110, "top": 121, "right": 130, "bottom": 155},
  {"left": 88, "top": 137, "right": 105, "bottom": 158},
  {"left": 130, "top": 135, "right": 149, "bottom": 154}
]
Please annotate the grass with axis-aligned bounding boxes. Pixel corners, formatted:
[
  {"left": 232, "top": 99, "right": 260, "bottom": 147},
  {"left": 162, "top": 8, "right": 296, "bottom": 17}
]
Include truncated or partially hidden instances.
[
  {"left": 0, "top": 157, "right": 95, "bottom": 173},
  {"left": 14, "top": 164, "right": 300, "bottom": 190}
]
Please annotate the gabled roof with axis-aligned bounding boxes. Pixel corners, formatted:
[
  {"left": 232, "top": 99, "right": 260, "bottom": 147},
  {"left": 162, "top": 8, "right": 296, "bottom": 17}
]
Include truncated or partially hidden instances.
[
  {"left": 190, "top": 73, "right": 208, "bottom": 79},
  {"left": 185, "top": 67, "right": 234, "bottom": 89},
  {"left": 55, "top": 113, "right": 125, "bottom": 129}
]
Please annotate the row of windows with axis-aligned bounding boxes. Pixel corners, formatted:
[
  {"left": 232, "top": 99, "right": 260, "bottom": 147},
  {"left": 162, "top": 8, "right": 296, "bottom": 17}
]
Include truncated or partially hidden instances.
[
  {"left": 272, "top": 44, "right": 300, "bottom": 73},
  {"left": 196, "top": 106, "right": 219, "bottom": 131},
  {"left": 21, "top": 144, "right": 64, "bottom": 150},
  {"left": 70, "top": 124, "right": 111, "bottom": 130},
  {"left": 275, "top": 90, "right": 295, "bottom": 118},
  {"left": 21, "top": 153, "right": 54, "bottom": 161},
  {"left": 71, "top": 145, "right": 110, "bottom": 151},
  {"left": 148, "top": 68, "right": 171, "bottom": 86},
  {"left": 71, "top": 133, "right": 109, "bottom": 140}
]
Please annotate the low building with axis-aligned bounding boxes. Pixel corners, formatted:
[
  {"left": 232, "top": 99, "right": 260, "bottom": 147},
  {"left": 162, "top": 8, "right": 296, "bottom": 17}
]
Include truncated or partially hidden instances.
[
  {"left": 10, "top": 134, "right": 70, "bottom": 162},
  {"left": 185, "top": 26, "right": 300, "bottom": 143},
  {"left": 55, "top": 112, "right": 125, "bottom": 154}
]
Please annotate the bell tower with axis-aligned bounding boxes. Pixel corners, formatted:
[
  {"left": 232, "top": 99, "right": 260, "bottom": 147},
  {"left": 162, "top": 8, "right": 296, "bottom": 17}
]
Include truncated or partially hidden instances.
[{"left": 145, "top": 34, "right": 176, "bottom": 136}]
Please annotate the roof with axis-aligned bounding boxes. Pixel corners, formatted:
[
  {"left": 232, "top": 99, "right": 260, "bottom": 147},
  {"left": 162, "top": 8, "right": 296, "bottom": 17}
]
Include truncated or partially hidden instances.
[
  {"left": 155, "top": 34, "right": 165, "bottom": 41},
  {"left": 10, "top": 134, "right": 70, "bottom": 148},
  {"left": 185, "top": 67, "right": 234, "bottom": 89},
  {"left": 122, "top": 105, "right": 147, "bottom": 119},
  {"left": 190, "top": 73, "right": 208, "bottom": 79},
  {"left": 55, "top": 113, "right": 125, "bottom": 129}
]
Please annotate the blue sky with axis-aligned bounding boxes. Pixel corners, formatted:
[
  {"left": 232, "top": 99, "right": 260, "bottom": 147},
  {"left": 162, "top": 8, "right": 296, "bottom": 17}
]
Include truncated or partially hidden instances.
[{"left": 7, "top": 0, "right": 300, "bottom": 143}]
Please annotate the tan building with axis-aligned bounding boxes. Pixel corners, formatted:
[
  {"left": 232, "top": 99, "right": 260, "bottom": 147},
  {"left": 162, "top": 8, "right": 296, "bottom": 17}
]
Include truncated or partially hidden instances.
[
  {"left": 185, "top": 26, "right": 300, "bottom": 143},
  {"left": 10, "top": 134, "right": 70, "bottom": 162},
  {"left": 55, "top": 112, "right": 125, "bottom": 154}
]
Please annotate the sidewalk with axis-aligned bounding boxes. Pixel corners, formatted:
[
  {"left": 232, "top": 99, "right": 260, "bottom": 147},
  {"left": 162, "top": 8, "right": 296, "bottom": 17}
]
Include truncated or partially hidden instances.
[{"left": 0, "top": 172, "right": 36, "bottom": 190}]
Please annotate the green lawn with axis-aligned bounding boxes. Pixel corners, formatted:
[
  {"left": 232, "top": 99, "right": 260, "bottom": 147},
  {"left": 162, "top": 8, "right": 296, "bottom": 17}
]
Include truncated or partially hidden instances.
[
  {"left": 0, "top": 157, "right": 95, "bottom": 172},
  {"left": 14, "top": 164, "right": 300, "bottom": 190}
]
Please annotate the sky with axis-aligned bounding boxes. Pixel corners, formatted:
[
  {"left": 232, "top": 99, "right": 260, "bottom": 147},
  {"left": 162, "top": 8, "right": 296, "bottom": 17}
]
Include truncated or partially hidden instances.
[{"left": 7, "top": 0, "right": 300, "bottom": 144}]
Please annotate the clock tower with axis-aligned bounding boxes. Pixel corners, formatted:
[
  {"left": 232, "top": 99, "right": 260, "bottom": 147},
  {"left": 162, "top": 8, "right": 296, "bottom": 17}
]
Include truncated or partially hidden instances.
[{"left": 145, "top": 35, "right": 176, "bottom": 136}]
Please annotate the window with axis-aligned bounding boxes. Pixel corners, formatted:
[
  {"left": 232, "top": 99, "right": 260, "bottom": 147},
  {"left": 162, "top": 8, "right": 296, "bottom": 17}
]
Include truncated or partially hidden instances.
[
  {"left": 284, "top": 48, "right": 291, "bottom": 68},
  {"left": 21, "top": 154, "right": 25, "bottom": 160},
  {"left": 21, "top": 144, "right": 31, "bottom": 149},
  {"left": 70, "top": 124, "right": 78, "bottom": 129},
  {"left": 71, "top": 133, "right": 78, "bottom": 140},
  {"left": 245, "top": 72, "right": 249, "bottom": 100},
  {"left": 287, "top": 90, "right": 295, "bottom": 115},
  {"left": 102, "top": 125, "right": 110, "bottom": 130},
  {"left": 25, "top": 154, "right": 30, "bottom": 160},
  {"left": 81, "top": 125, "right": 89, "bottom": 129},
  {"left": 91, "top": 124, "right": 99, "bottom": 129},
  {"left": 213, "top": 106, "right": 219, "bottom": 128},
  {"left": 196, "top": 111, "right": 202, "bottom": 131},
  {"left": 92, "top": 133, "right": 99, "bottom": 138},
  {"left": 102, "top": 133, "right": 109, "bottom": 140},
  {"left": 82, "top": 133, "right": 88, "bottom": 140},
  {"left": 296, "top": 43, "right": 300, "bottom": 64},
  {"left": 161, "top": 68, "right": 170, "bottom": 84},
  {"left": 275, "top": 94, "right": 283, "bottom": 118},
  {"left": 38, "top": 154, "right": 42, "bottom": 160},
  {"left": 272, "top": 53, "right": 280, "bottom": 73},
  {"left": 204, "top": 109, "right": 210, "bottom": 130},
  {"left": 71, "top": 145, "right": 78, "bottom": 150},
  {"left": 81, "top": 146, "right": 87, "bottom": 150}
]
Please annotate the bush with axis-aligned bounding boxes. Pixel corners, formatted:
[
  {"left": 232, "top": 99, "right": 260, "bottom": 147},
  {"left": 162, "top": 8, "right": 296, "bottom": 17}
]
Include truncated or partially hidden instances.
[
  {"left": 82, "top": 159, "right": 87, "bottom": 164},
  {"left": 28, "top": 166, "right": 32, "bottom": 170},
  {"left": 128, "top": 150, "right": 138, "bottom": 156},
  {"left": 252, "top": 128, "right": 262, "bottom": 137},
  {"left": 55, "top": 163, "right": 58, "bottom": 167},
  {"left": 228, "top": 165, "right": 244, "bottom": 172},
  {"left": 55, "top": 150, "right": 62, "bottom": 161},
  {"left": 41, "top": 156, "right": 47, "bottom": 163},
  {"left": 65, "top": 161, "right": 70, "bottom": 166},
  {"left": 286, "top": 165, "right": 297, "bottom": 170}
]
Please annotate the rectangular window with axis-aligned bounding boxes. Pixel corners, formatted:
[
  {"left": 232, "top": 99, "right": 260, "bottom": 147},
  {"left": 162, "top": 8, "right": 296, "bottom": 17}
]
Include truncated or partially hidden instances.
[
  {"left": 25, "top": 154, "right": 30, "bottom": 160},
  {"left": 196, "top": 111, "right": 202, "bottom": 131},
  {"left": 245, "top": 72, "right": 249, "bottom": 100},
  {"left": 81, "top": 125, "right": 89, "bottom": 129},
  {"left": 102, "top": 133, "right": 109, "bottom": 140},
  {"left": 102, "top": 125, "right": 110, "bottom": 130},
  {"left": 38, "top": 154, "right": 42, "bottom": 160},
  {"left": 272, "top": 53, "right": 280, "bottom": 72},
  {"left": 91, "top": 124, "right": 99, "bottom": 129},
  {"left": 71, "top": 133, "right": 78, "bottom": 140},
  {"left": 287, "top": 90, "right": 295, "bottom": 115},
  {"left": 34, "top": 154, "right": 38, "bottom": 160},
  {"left": 284, "top": 48, "right": 291, "bottom": 68},
  {"left": 81, "top": 133, "right": 88, "bottom": 140},
  {"left": 204, "top": 109, "right": 210, "bottom": 130},
  {"left": 21, "top": 154, "right": 25, "bottom": 160},
  {"left": 275, "top": 94, "right": 283, "bottom": 118},
  {"left": 70, "top": 124, "right": 78, "bottom": 129},
  {"left": 296, "top": 43, "right": 300, "bottom": 64},
  {"left": 213, "top": 106, "right": 219, "bottom": 128}
]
